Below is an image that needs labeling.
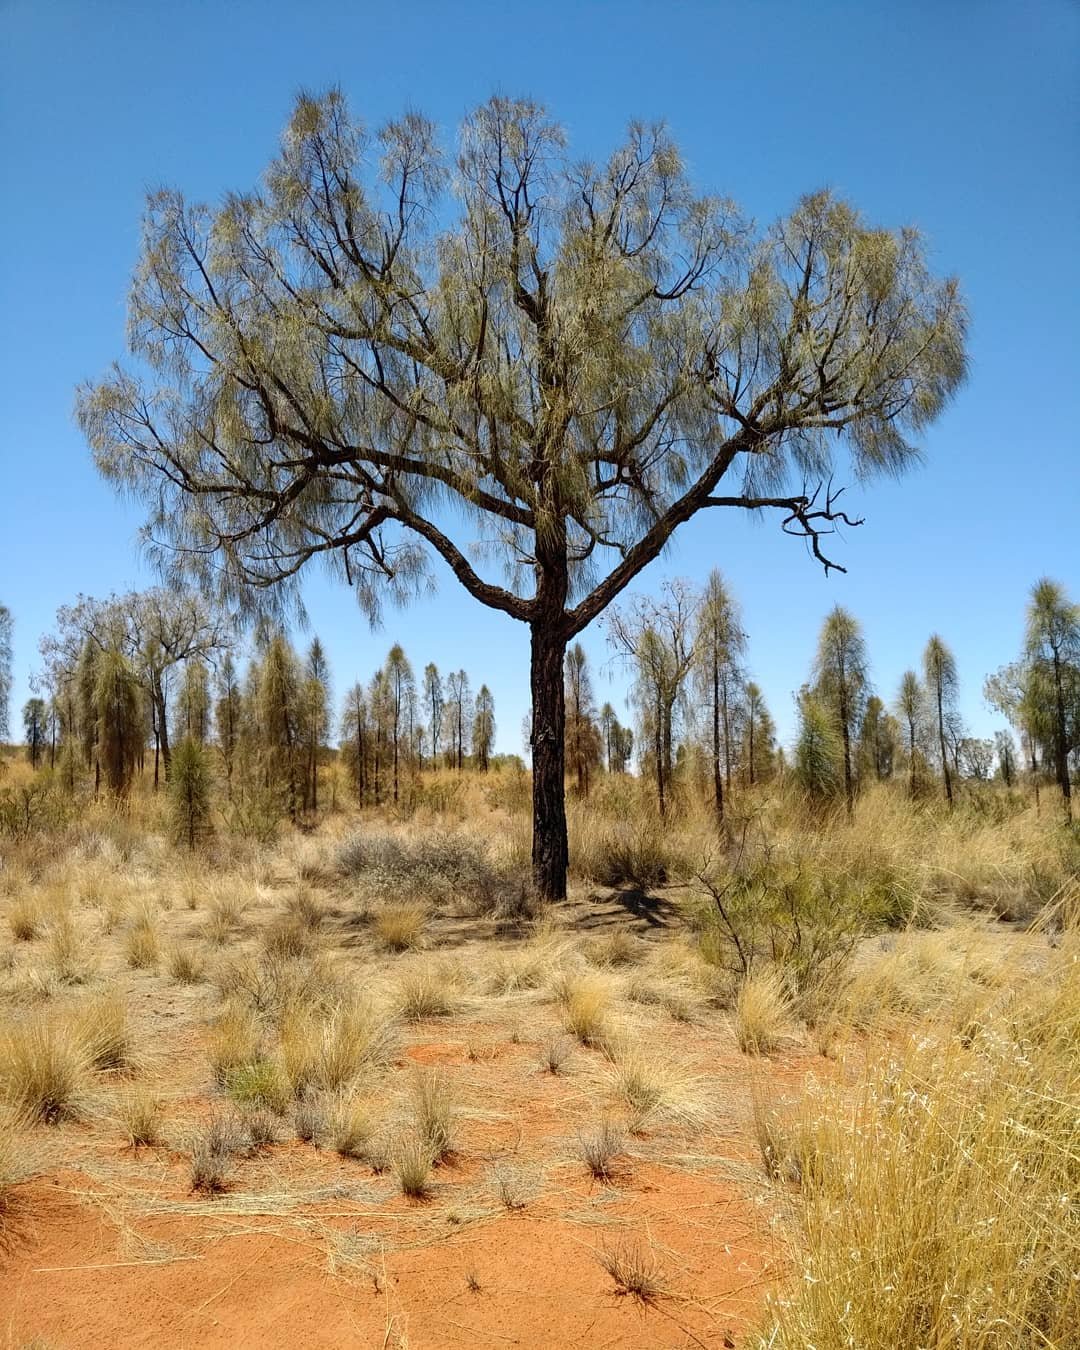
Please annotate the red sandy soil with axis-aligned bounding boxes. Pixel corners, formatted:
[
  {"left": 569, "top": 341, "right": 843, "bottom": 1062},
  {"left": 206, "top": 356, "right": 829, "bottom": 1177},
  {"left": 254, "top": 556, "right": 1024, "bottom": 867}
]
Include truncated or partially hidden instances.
[{"left": 0, "top": 1022, "right": 814, "bottom": 1348}]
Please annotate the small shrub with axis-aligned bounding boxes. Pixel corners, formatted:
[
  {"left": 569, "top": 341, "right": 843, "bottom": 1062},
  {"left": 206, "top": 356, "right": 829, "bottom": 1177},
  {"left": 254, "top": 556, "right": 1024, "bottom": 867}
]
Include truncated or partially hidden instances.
[
  {"left": 294, "top": 1095, "right": 328, "bottom": 1146},
  {"left": 409, "top": 1067, "right": 456, "bottom": 1162},
  {"left": 586, "top": 930, "right": 642, "bottom": 968},
  {"left": 394, "top": 1134, "right": 433, "bottom": 1198},
  {"left": 0, "top": 1015, "right": 91, "bottom": 1123},
  {"left": 116, "top": 1088, "right": 163, "bottom": 1148},
  {"left": 735, "top": 970, "right": 792, "bottom": 1055},
  {"left": 598, "top": 1239, "right": 664, "bottom": 1301},
  {"left": 540, "top": 1036, "right": 572, "bottom": 1075},
  {"left": 285, "top": 886, "right": 324, "bottom": 931},
  {"left": 577, "top": 1117, "right": 626, "bottom": 1181},
  {"left": 190, "top": 1113, "right": 249, "bottom": 1194},
  {"left": 124, "top": 921, "right": 160, "bottom": 971},
  {"left": 8, "top": 899, "right": 41, "bottom": 942},
  {"left": 244, "top": 1106, "right": 280, "bottom": 1148},
  {"left": 373, "top": 902, "right": 429, "bottom": 952},
  {"left": 167, "top": 945, "right": 205, "bottom": 985},
  {"left": 396, "top": 966, "right": 459, "bottom": 1022},
  {"left": 225, "top": 1059, "right": 290, "bottom": 1115}
]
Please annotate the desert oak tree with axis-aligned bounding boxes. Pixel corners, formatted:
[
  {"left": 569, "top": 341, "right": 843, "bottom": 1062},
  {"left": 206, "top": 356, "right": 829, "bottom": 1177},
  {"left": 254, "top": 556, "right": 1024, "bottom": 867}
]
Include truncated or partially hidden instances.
[{"left": 79, "top": 91, "right": 967, "bottom": 899}]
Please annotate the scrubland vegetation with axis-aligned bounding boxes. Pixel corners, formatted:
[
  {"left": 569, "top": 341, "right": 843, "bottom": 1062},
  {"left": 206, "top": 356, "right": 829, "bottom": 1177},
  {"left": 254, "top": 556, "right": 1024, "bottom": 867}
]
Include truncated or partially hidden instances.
[{"left": 0, "top": 737, "right": 1076, "bottom": 1344}]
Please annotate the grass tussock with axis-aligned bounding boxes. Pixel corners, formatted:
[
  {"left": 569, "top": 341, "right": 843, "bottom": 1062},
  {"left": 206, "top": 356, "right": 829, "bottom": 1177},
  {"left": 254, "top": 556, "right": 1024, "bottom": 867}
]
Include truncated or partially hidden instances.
[
  {"left": 395, "top": 963, "right": 460, "bottom": 1022},
  {"left": 598, "top": 1239, "right": 664, "bottom": 1301},
  {"left": 760, "top": 932, "right": 1080, "bottom": 1348},
  {"left": 279, "top": 997, "right": 398, "bottom": 1095},
  {"left": 373, "top": 901, "right": 429, "bottom": 952},
  {"left": 408, "top": 1066, "right": 456, "bottom": 1162},
  {"left": 735, "top": 970, "right": 793, "bottom": 1054},
  {"left": 190, "top": 1113, "right": 250, "bottom": 1194},
  {"left": 166, "top": 944, "right": 205, "bottom": 985},
  {"left": 8, "top": 898, "right": 42, "bottom": 942},
  {"left": 73, "top": 993, "right": 136, "bottom": 1071},
  {"left": 556, "top": 972, "right": 614, "bottom": 1048},
  {"left": 577, "top": 1117, "right": 626, "bottom": 1181},
  {"left": 0, "top": 1015, "right": 92, "bottom": 1123},
  {"left": 394, "top": 1133, "right": 433, "bottom": 1198},
  {"left": 115, "top": 1087, "right": 164, "bottom": 1148}
]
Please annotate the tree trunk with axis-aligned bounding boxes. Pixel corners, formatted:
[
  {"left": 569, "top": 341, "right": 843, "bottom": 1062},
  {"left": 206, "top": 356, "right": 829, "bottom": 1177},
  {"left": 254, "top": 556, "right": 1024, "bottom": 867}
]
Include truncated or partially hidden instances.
[
  {"left": 712, "top": 663, "right": 723, "bottom": 826},
  {"left": 530, "top": 621, "right": 568, "bottom": 903},
  {"left": 1052, "top": 655, "right": 1072, "bottom": 820},
  {"left": 937, "top": 687, "right": 953, "bottom": 807},
  {"left": 152, "top": 675, "right": 170, "bottom": 781}
]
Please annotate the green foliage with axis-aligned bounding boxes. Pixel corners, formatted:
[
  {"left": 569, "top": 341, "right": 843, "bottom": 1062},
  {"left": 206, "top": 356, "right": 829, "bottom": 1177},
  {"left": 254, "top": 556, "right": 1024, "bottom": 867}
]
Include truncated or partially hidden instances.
[
  {"left": 793, "top": 694, "right": 843, "bottom": 802},
  {"left": 170, "top": 734, "right": 212, "bottom": 849}
]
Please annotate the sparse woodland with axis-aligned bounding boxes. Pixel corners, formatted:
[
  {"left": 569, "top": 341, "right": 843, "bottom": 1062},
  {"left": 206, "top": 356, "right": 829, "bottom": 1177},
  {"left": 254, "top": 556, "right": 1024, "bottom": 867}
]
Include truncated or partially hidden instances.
[{"left": 0, "top": 90, "right": 1077, "bottom": 1350}]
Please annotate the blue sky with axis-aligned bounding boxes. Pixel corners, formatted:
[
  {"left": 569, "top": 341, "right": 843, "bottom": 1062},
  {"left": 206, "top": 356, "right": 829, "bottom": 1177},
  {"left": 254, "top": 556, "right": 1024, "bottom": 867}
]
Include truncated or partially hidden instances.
[{"left": 1, "top": 0, "right": 1077, "bottom": 755}]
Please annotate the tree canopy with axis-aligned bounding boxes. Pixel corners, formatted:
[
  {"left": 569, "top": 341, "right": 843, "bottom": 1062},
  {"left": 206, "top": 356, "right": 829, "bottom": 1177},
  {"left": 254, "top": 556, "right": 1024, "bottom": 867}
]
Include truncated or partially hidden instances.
[{"left": 79, "top": 89, "right": 968, "bottom": 898}]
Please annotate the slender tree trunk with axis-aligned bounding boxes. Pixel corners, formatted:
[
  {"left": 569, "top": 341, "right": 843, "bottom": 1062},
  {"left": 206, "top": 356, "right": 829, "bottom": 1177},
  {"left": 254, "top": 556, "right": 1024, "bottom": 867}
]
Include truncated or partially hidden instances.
[
  {"left": 749, "top": 707, "right": 756, "bottom": 786},
  {"left": 712, "top": 662, "right": 723, "bottom": 826},
  {"left": 151, "top": 675, "right": 170, "bottom": 781},
  {"left": 530, "top": 621, "right": 568, "bottom": 902},
  {"left": 908, "top": 723, "right": 917, "bottom": 799},
  {"left": 654, "top": 683, "right": 666, "bottom": 818},
  {"left": 1052, "top": 654, "right": 1072, "bottom": 820},
  {"left": 937, "top": 687, "right": 953, "bottom": 807},
  {"left": 840, "top": 687, "right": 853, "bottom": 816}
]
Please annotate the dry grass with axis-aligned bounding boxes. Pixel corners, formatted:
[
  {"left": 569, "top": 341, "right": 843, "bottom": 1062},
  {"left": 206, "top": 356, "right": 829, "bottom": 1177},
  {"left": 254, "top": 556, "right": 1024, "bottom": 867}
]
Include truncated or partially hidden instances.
[
  {"left": 597, "top": 1239, "right": 664, "bottom": 1301},
  {"left": 408, "top": 1067, "right": 456, "bottom": 1162},
  {"left": 394, "top": 1133, "right": 433, "bottom": 1198},
  {"left": 124, "top": 919, "right": 160, "bottom": 970},
  {"left": 760, "top": 931, "right": 1080, "bottom": 1348},
  {"left": 8, "top": 898, "right": 42, "bottom": 942},
  {"left": 734, "top": 969, "right": 792, "bottom": 1054},
  {"left": 373, "top": 901, "right": 429, "bottom": 952},
  {"left": 206, "top": 1003, "right": 262, "bottom": 1086},
  {"left": 0, "top": 1014, "right": 92, "bottom": 1123},
  {"left": 225, "top": 1059, "right": 291, "bottom": 1115},
  {"left": 115, "top": 1087, "right": 164, "bottom": 1148},
  {"left": 328, "top": 1092, "right": 375, "bottom": 1159},
  {"left": 279, "top": 996, "right": 398, "bottom": 1095},
  {"left": 556, "top": 972, "right": 613, "bottom": 1047},
  {"left": 576, "top": 1117, "right": 626, "bottom": 1181},
  {"left": 395, "top": 964, "right": 460, "bottom": 1022},
  {"left": 166, "top": 944, "right": 205, "bottom": 985},
  {"left": 73, "top": 993, "right": 136, "bottom": 1071}
]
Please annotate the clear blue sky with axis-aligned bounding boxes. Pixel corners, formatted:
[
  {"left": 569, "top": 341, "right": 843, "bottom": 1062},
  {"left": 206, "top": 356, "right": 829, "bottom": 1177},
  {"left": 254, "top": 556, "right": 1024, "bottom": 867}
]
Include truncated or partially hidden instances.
[{"left": 2, "top": 0, "right": 1077, "bottom": 755}]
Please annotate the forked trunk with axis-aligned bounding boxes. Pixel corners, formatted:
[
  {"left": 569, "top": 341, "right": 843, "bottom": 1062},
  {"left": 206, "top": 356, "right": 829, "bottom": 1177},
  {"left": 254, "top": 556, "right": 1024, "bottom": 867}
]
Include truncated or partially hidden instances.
[{"left": 530, "top": 622, "right": 568, "bottom": 903}]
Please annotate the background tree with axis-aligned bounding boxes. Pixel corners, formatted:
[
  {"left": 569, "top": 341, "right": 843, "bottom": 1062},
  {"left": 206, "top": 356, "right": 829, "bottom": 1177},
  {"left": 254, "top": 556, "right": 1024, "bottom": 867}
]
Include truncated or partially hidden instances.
[
  {"left": 258, "top": 633, "right": 302, "bottom": 819},
  {"left": 1024, "top": 578, "right": 1079, "bottom": 820},
  {"left": 985, "top": 661, "right": 1044, "bottom": 809},
  {"left": 473, "top": 685, "right": 496, "bottom": 772},
  {"left": 923, "top": 634, "right": 959, "bottom": 807},
  {"left": 994, "top": 730, "right": 1017, "bottom": 786},
  {"left": 694, "top": 570, "right": 745, "bottom": 825},
  {"left": 0, "top": 605, "right": 11, "bottom": 745},
  {"left": 22, "top": 698, "right": 47, "bottom": 769},
  {"left": 793, "top": 690, "right": 843, "bottom": 803},
  {"left": 959, "top": 737, "right": 994, "bottom": 781},
  {"left": 384, "top": 644, "right": 415, "bottom": 804},
  {"left": 94, "top": 646, "right": 143, "bottom": 796},
  {"left": 895, "top": 670, "right": 924, "bottom": 798},
  {"left": 302, "top": 637, "right": 331, "bottom": 811},
  {"left": 423, "top": 664, "right": 444, "bottom": 768},
  {"left": 170, "top": 734, "right": 212, "bottom": 848},
  {"left": 214, "top": 652, "right": 242, "bottom": 795},
  {"left": 742, "top": 682, "right": 776, "bottom": 785},
  {"left": 340, "top": 683, "right": 369, "bottom": 804},
  {"left": 564, "top": 644, "right": 601, "bottom": 796},
  {"left": 857, "top": 695, "right": 898, "bottom": 782},
  {"left": 81, "top": 90, "right": 968, "bottom": 898},
  {"left": 175, "top": 657, "right": 210, "bottom": 744},
  {"left": 445, "top": 670, "right": 471, "bottom": 772},
  {"left": 812, "top": 606, "right": 869, "bottom": 812},
  {"left": 610, "top": 581, "right": 697, "bottom": 817}
]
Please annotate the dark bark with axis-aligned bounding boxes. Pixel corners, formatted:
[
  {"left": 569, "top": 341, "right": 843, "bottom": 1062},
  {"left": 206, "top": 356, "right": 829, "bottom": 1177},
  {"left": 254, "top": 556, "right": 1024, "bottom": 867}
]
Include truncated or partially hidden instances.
[
  {"left": 712, "top": 663, "right": 723, "bottom": 826},
  {"left": 1052, "top": 653, "right": 1073, "bottom": 820},
  {"left": 530, "top": 619, "right": 569, "bottom": 902}
]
